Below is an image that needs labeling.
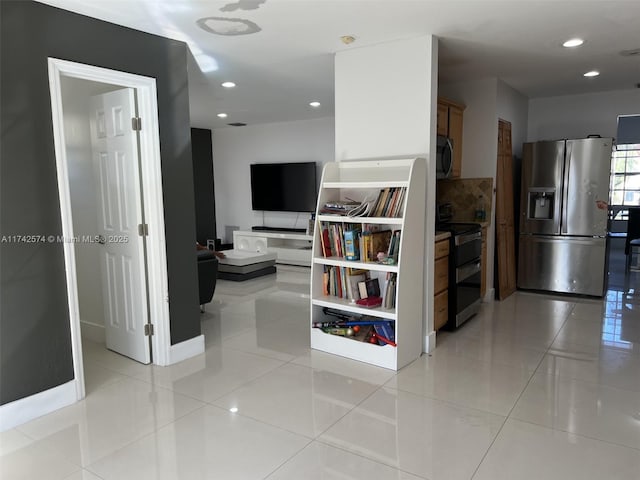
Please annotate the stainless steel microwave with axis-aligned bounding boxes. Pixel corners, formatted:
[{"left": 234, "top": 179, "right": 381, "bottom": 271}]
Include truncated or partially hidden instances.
[{"left": 436, "top": 135, "right": 453, "bottom": 179}]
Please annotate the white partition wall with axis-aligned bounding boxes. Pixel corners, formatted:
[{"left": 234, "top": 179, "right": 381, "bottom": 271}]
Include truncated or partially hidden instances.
[{"left": 334, "top": 35, "right": 438, "bottom": 353}]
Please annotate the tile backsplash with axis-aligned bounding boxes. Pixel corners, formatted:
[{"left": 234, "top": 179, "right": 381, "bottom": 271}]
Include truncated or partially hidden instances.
[{"left": 437, "top": 177, "right": 494, "bottom": 224}]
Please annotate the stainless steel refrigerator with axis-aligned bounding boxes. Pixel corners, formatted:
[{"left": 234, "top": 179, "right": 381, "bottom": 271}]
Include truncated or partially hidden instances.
[{"left": 517, "top": 137, "right": 612, "bottom": 296}]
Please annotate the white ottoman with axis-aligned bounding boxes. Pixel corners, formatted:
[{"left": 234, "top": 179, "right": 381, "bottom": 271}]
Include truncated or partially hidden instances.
[{"left": 217, "top": 250, "right": 277, "bottom": 281}]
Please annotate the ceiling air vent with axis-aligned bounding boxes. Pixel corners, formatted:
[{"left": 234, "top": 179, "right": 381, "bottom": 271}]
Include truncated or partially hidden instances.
[
  {"left": 619, "top": 48, "right": 640, "bottom": 57},
  {"left": 227, "top": 122, "right": 247, "bottom": 127}
]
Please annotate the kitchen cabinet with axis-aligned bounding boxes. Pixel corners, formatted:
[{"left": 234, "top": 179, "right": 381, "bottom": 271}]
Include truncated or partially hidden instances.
[
  {"left": 436, "top": 103, "right": 449, "bottom": 137},
  {"left": 310, "top": 157, "right": 426, "bottom": 370},
  {"left": 437, "top": 97, "right": 465, "bottom": 179},
  {"left": 434, "top": 233, "right": 450, "bottom": 331}
]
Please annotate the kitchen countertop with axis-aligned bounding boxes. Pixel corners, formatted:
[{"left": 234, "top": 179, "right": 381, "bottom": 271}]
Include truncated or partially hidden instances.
[
  {"left": 449, "top": 216, "right": 491, "bottom": 229},
  {"left": 435, "top": 231, "right": 451, "bottom": 242}
]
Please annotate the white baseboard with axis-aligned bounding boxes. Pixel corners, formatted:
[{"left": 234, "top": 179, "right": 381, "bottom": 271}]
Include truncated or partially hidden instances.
[
  {"left": 168, "top": 334, "right": 205, "bottom": 365},
  {"left": 423, "top": 331, "right": 437, "bottom": 353},
  {"left": 483, "top": 288, "right": 495, "bottom": 303},
  {"left": 80, "top": 320, "right": 105, "bottom": 344},
  {"left": 0, "top": 380, "right": 76, "bottom": 432}
]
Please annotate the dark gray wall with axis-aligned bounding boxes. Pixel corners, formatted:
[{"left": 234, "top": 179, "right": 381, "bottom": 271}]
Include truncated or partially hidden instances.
[
  {"left": 0, "top": 1, "right": 200, "bottom": 405},
  {"left": 191, "top": 128, "right": 217, "bottom": 245}
]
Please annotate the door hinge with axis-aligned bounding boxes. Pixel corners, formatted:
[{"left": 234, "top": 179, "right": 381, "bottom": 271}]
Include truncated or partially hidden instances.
[
  {"left": 138, "top": 223, "right": 149, "bottom": 236},
  {"left": 144, "top": 323, "right": 154, "bottom": 336},
  {"left": 131, "top": 117, "right": 142, "bottom": 131}
]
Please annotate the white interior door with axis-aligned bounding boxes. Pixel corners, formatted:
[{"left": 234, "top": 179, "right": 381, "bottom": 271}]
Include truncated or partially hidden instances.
[{"left": 89, "top": 88, "right": 150, "bottom": 364}]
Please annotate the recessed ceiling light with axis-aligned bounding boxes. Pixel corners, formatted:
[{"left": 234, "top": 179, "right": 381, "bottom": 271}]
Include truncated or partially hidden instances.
[
  {"left": 229, "top": 407, "right": 238, "bottom": 413},
  {"left": 217, "top": 113, "right": 228, "bottom": 118},
  {"left": 309, "top": 101, "right": 321, "bottom": 107},
  {"left": 563, "top": 38, "right": 584, "bottom": 48},
  {"left": 583, "top": 70, "right": 600, "bottom": 77},
  {"left": 221, "top": 81, "right": 236, "bottom": 88}
]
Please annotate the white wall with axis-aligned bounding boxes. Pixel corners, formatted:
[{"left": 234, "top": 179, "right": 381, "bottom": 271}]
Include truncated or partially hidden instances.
[
  {"left": 528, "top": 89, "right": 640, "bottom": 142},
  {"left": 439, "top": 78, "right": 499, "bottom": 300},
  {"left": 335, "top": 35, "right": 437, "bottom": 352},
  {"left": 61, "top": 77, "right": 113, "bottom": 337},
  {"left": 335, "top": 36, "right": 434, "bottom": 160},
  {"left": 212, "top": 117, "right": 335, "bottom": 241},
  {"left": 497, "top": 80, "right": 529, "bottom": 158},
  {"left": 440, "top": 78, "right": 499, "bottom": 179}
]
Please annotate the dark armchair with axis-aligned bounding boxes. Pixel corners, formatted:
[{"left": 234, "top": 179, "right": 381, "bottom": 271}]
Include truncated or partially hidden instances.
[{"left": 197, "top": 249, "right": 218, "bottom": 311}]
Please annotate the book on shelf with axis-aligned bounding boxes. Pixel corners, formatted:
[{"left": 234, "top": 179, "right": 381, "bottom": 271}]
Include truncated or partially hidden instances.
[
  {"left": 382, "top": 188, "right": 395, "bottom": 215},
  {"left": 357, "top": 277, "right": 380, "bottom": 299},
  {"left": 373, "top": 321, "right": 396, "bottom": 345},
  {"left": 356, "top": 296, "right": 382, "bottom": 308},
  {"left": 347, "top": 272, "right": 366, "bottom": 301},
  {"left": 336, "top": 265, "right": 343, "bottom": 298},
  {"left": 382, "top": 273, "right": 397, "bottom": 308},
  {"left": 320, "top": 223, "right": 332, "bottom": 257},
  {"left": 327, "top": 223, "right": 339, "bottom": 257},
  {"left": 387, "top": 230, "right": 401, "bottom": 261},
  {"left": 368, "top": 230, "right": 392, "bottom": 261},
  {"left": 357, "top": 280, "right": 368, "bottom": 299},
  {"left": 319, "top": 200, "right": 360, "bottom": 215},
  {"left": 393, "top": 188, "right": 406, "bottom": 216},
  {"left": 320, "top": 198, "right": 372, "bottom": 217},
  {"left": 369, "top": 187, "right": 407, "bottom": 217},
  {"left": 343, "top": 228, "right": 361, "bottom": 261},
  {"left": 323, "top": 266, "right": 364, "bottom": 301},
  {"left": 322, "top": 267, "right": 329, "bottom": 296},
  {"left": 321, "top": 221, "right": 371, "bottom": 260},
  {"left": 376, "top": 188, "right": 391, "bottom": 217},
  {"left": 360, "top": 231, "right": 371, "bottom": 262},
  {"left": 369, "top": 189, "right": 383, "bottom": 218},
  {"left": 380, "top": 272, "right": 389, "bottom": 307}
]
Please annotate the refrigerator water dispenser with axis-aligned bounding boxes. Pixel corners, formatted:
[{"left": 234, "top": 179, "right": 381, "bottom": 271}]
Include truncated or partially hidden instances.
[{"left": 528, "top": 190, "right": 554, "bottom": 219}]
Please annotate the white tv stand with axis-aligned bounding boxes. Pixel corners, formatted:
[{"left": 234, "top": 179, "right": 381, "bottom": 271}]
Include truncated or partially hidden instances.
[{"left": 233, "top": 230, "right": 313, "bottom": 266}]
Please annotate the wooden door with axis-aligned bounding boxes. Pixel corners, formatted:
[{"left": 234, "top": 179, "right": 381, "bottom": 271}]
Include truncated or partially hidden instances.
[{"left": 495, "top": 119, "right": 517, "bottom": 300}]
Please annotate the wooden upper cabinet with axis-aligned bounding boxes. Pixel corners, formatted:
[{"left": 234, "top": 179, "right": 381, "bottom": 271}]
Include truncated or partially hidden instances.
[
  {"left": 447, "top": 106, "right": 463, "bottom": 178},
  {"left": 436, "top": 97, "right": 465, "bottom": 179},
  {"left": 436, "top": 103, "right": 449, "bottom": 137}
]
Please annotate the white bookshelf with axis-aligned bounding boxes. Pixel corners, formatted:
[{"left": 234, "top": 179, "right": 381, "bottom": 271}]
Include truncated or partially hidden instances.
[{"left": 310, "top": 158, "right": 426, "bottom": 370}]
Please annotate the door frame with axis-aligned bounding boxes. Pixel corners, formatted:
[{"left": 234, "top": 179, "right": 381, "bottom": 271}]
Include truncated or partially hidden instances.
[{"left": 48, "top": 58, "right": 171, "bottom": 401}]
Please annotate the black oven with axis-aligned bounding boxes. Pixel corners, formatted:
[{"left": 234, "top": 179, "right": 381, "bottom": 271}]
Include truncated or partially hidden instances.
[{"left": 437, "top": 223, "right": 482, "bottom": 329}]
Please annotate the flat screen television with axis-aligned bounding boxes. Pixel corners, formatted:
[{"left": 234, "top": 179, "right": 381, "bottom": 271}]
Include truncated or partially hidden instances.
[{"left": 250, "top": 162, "right": 317, "bottom": 212}]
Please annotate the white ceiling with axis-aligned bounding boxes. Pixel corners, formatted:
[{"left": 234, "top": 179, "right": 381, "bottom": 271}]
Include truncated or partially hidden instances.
[{"left": 38, "top": 0, "right": 640, "bottom": 128}]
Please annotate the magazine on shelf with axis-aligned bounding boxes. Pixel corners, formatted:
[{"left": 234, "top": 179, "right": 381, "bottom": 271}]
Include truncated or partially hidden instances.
[{"left": 319, "top": 197, "right": 373, "bottom": 218}]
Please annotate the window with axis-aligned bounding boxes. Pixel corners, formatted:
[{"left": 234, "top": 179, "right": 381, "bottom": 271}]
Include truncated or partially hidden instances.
[{"left": 610, "top": 147, "right": 640, "bottom": 220}]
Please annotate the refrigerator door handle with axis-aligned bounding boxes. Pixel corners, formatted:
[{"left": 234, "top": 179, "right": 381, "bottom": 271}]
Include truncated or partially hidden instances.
[{"left": 561, "top": 141, "right": 572, "bottom": 234}]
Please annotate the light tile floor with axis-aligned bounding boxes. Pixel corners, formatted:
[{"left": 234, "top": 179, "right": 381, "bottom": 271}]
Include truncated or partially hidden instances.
[{"left": 2, "top": 263, "right": 640, "bottom": 480}]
